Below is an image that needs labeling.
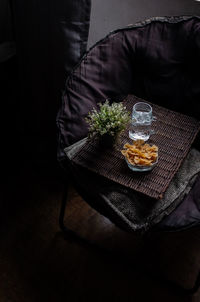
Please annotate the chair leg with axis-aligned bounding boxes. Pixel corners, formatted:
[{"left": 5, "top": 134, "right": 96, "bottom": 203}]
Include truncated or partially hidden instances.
[
  {"left": 59, "top": 183, "right": 77, "bottom": 237},
  {"left": 59, "top": 184, "right": 94, "bottom": 244}
]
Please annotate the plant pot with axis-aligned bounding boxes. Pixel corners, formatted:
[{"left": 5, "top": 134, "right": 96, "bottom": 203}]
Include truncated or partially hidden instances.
[{"left": 98, "top": 133, "right": 119, "bottom": 148}]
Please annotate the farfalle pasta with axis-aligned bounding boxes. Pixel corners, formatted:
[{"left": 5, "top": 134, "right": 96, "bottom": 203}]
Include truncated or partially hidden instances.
[{"left": 121, "top": 140, "right": 158, "bottom": 166}]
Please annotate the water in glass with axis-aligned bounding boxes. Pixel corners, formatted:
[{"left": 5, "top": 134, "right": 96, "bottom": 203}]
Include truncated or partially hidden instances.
[{"left": 129, "top": 102, "right": 155, "bottom": 141}]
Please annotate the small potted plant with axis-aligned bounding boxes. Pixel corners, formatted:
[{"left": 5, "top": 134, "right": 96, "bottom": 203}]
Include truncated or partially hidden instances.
[{"left": 85, "top": 100, "right": 130, "bottom": 147}]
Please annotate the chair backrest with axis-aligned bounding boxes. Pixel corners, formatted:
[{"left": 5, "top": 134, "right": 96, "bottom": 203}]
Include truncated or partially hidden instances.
[{"left": 57, "top": 16, "right": 200, "bottom": 161}]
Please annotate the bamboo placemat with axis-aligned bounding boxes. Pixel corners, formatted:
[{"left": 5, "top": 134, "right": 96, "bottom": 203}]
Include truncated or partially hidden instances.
[{"left": 72, "top": 95, "right": 200, "bottom": 199}]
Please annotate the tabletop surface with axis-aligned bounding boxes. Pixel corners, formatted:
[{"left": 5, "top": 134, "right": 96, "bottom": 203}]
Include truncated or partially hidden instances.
[{"left": 72, "top": 95, "right": 200, "bottom": 200}]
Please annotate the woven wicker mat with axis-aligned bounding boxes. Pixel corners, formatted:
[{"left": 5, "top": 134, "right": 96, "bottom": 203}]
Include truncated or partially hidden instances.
[{"left": 72, "top": 95, "right": 200, "bottom": 199}]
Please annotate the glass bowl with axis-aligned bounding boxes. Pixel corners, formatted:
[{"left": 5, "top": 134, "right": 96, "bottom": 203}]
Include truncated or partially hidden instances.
[{"left": 125, "top": 157, "right": 158, "bottom": 172}]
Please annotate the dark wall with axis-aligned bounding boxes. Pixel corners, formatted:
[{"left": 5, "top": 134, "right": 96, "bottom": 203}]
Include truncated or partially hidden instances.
[
  {"left": 12, "top": 0, "right": 56, "bottom": 165},
  {"left": 0, "top": 0, "right": 18, "bottom": 173},
  {"left": 88, "top": 0, "right": 200, "bottom": 47},
  {"left": 11, "top": 0, "right": 91, "bottom": 168},
  {"left": 0, "top": 0, "right": 13, "bottom": 44}
]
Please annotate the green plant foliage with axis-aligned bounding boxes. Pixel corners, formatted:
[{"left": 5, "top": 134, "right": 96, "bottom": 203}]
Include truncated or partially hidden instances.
[{"left": 85, "top": 100, "right": 130, "bottom": 139}]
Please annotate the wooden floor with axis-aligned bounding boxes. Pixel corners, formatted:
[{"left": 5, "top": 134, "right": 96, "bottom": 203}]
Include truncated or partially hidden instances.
[{"left": 0, "top": 158, "right": 200, "bottom": 302}]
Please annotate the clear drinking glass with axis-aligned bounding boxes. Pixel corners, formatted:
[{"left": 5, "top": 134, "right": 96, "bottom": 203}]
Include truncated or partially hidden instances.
[{"left": 129, "top": 102, "right": 156, "bottom": 141}]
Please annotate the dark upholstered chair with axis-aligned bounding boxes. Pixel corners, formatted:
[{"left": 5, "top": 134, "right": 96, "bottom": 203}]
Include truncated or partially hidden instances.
[{"left": 56, "top": 16, "right": 200, "bottom": 292}]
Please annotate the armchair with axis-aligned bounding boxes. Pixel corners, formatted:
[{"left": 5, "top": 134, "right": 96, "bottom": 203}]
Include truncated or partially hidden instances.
[{"left": 56, "top": 16, "right": 200, "bottom": 293}]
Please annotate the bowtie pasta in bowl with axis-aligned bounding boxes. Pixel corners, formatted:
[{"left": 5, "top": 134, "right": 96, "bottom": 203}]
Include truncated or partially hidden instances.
[{"left": 121, "top": 140, "right": 158, "bottom": 172}]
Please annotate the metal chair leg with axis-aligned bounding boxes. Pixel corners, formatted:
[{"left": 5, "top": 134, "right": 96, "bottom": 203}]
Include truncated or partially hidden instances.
[
  {"left": 59, "top": 184, "right": 77, "bottom": 237},
  {"left": 59, "top": 184, "right": 68, "bottom": 232},
  {"left": 58, "top": 183, "right": 96, "bottom": 245}
]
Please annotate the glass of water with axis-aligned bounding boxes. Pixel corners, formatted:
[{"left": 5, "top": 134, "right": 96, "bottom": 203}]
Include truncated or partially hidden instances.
[{"left": 129, "top": 102, "right": 156, "bottom": 141}]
